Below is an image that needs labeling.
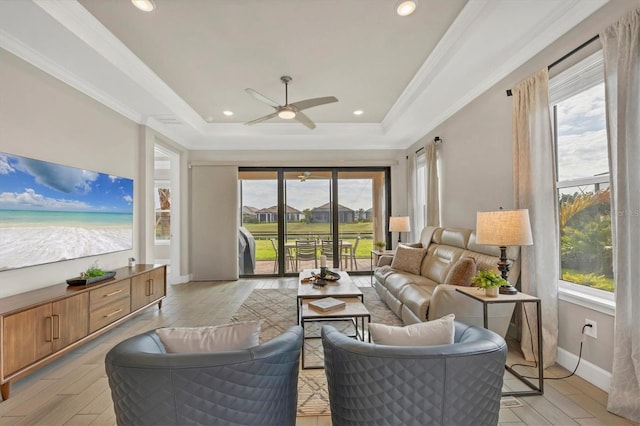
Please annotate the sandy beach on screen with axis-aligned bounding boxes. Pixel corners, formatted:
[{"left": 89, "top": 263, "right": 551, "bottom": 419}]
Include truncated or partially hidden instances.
[{"left": 0, "top": 225, "right": 133, "bottom": 270}]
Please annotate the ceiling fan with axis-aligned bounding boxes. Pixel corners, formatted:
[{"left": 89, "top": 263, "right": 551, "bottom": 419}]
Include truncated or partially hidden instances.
[
  {"left": 298, "top": 171, "right": 327, "bottom": 182},
  {"left": 244, "top": 76, "right": 338, "bottom": 129}
]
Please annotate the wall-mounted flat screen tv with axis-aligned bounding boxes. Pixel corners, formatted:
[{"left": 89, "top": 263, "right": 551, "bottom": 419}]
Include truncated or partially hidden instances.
[{"left": 0, "top": 152, "right": 133, "bottom": 271}]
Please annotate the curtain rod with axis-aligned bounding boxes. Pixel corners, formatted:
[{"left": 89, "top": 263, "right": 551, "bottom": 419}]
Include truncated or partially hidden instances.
[
  {"left": 415, "top": 137, "right": 441, "bottom": 154},
  {"left": 506, "top": 34, "right": 600, "bottom": 96}
]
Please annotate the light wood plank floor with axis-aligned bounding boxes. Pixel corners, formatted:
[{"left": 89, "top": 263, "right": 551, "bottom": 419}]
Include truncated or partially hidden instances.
[{"left": 0, "top": 276, "right": 636, "bottom": 426}]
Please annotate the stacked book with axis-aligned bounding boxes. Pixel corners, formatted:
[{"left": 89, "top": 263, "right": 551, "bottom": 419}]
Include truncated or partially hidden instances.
[{"left": 308, "top": 297, "right": 346, "bottom": 312}]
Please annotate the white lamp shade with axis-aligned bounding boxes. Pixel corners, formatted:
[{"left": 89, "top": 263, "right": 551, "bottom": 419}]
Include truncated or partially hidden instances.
[
  {"left": 389, "top": 216, "right": 411, "bottom": 233},
  {"left": 476, "top": 209, "right": 533, "bottom": 246}
]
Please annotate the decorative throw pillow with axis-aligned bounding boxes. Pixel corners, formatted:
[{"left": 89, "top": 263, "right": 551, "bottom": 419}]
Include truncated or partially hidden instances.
[
  {"left": 156, "top": 321, "right": 261, "bottom": 353},
  {"left": 369, "top": 314, "right": 455, "bottom": 346},
  {"left": 390, "top": 245, "right": 428, "bottom": 275},
  {"left": 445, "top": 256, "right": 477, "bottom": 287}
]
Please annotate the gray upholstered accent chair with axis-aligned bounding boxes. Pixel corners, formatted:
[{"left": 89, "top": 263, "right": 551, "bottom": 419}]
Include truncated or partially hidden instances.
[
  {"left": 322, "top": 321, "right": 507, "bottom": 426},
  {"left": 105, "top": 325, "right": 303, "bottom": 426}
]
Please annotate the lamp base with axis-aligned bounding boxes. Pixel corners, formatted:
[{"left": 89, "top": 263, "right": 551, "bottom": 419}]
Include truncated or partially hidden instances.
[{"left": 499, "top": 284, "right": 518, "bottom": 295}]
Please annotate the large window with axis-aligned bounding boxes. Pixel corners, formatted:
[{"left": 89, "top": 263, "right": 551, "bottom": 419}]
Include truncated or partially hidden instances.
[{"left": 550, "top": 51, "right": 613, "bottom": 296}]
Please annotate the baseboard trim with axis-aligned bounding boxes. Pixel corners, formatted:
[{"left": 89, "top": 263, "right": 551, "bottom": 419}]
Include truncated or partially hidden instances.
[
  {"left": 556, "top": 347, "right": 611, "bottom": 392},
  {"left": 171, "top": 273, "right": 191, "bottom": 285}
]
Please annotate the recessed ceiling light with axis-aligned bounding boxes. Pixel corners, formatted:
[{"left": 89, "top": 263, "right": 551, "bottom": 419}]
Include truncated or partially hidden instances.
[
  {"left": 353, "top": 110, "right": 364, "bottom": 116},
  {"left": 131, "top": 0, "right": 155, "bottom": 12},
  {"left": 223, "top": 110, "right": 234, "bottom": 116},
  {"left": 396, "top": 1, "right": 416, "bottom": 16}
]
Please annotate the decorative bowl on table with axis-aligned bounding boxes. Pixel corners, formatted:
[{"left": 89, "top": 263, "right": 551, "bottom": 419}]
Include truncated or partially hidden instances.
[{"left": 320, "top": 270, "right": 341, "bottom": 281}]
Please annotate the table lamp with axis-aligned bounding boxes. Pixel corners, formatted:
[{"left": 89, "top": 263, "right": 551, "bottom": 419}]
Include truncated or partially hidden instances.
[
  {"left": 476, "top": 208, "right": 533, "bottom": 295},
  {"left": 389, "top": 216, "right": 411, "bottom": 243}
]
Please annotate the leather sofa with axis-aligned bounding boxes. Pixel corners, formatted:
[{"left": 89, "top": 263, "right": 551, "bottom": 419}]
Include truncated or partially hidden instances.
[
  {"left": 322, "top": 322, "right": 507, "bottom": 426},
  {"left": 105, "top": 326, "right": 303, "bottom": 426},
  {"left": 374, "top": 226, "right": 519, "bottom": 336}
]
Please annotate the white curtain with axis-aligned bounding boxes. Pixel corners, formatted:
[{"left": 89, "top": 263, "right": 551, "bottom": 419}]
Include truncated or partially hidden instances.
[
  {"left": 601, "top": 8, "right": 640, "bottom": 422},
  {"left": 407, "top": 149, "right": 419, "bottom": 241},
  {"left": 425, "top": 142, "right": 440, "bottom": 227},
  {"left": 512, "top": 68, "right": 559, "bottom": 368}
]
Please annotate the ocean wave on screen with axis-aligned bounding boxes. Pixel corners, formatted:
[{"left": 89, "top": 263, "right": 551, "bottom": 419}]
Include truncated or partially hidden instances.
[{"left": 0, "top": 226, "right": 133, "bottom": 270}]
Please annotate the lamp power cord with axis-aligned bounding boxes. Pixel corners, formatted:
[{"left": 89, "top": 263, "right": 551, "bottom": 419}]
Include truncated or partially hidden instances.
[{"left": 508, "top": 310, "right": 592, "bottom": 381}]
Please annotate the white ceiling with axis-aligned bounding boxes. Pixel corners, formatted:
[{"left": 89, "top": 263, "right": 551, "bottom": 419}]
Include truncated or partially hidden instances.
[{"left": 0, "top": 0, "right": 608, "bottom": 151}]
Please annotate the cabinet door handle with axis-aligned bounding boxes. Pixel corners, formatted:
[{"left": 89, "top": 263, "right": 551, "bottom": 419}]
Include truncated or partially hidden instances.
[
  {"left": 45, "top": 316, "right": 53, "bottom": 342},
  {"left": 150, "top": 279, "right": 154, "bottom": 296},
  {"left": 52, "top": 315, "right": 60, "bottom": 340},
  {"left": 104, "top": 308, "right": 123, "bottom": 318},
  {"left": 105, "top": 289, "right": 123, "bottom": 297}
]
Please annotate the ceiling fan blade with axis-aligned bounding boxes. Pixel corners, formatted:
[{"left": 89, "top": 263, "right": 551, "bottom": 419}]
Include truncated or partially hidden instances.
[
  {"left": 244, "top": 112, "right": 279, "bottom": 126},
  {"left": 290, "top": 96, "right": 338, "bottom": 111},
  {"left": 294, "top": 111, "right": 316, "bottom": 129},
  {"left": 245, "top": 88, "right": 281, "bottom": 108}
]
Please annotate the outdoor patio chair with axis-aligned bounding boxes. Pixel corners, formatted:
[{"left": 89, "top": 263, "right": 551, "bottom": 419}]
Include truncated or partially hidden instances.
[
  {"left": 349, "top": 236, "right": 361, "bottom": 270},
  {"left": 270, "top": 238, "right": 293, "bottom": 273},
  {"left": 320, "top": 239, "right": 345, "bottom": 269},
  {"left": 295, "top": 240, "right": 317, "bottom": 271}
]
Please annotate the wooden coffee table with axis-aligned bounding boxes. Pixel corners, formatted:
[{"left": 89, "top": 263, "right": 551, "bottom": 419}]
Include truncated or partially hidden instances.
[
  {"left": 297, "top": 269, "right": 369, "bottom": 369},
  {"left": 297, "top": 269, "right": 363, "bottom": 324}
]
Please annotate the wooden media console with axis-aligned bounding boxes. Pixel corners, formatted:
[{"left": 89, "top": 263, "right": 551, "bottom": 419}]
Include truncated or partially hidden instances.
[{"left": 0, "top": 264, "right": 166, "bottom": 400}]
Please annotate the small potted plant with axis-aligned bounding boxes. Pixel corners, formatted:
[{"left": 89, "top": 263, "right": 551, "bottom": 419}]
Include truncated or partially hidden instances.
[
  {"left": 374, "top": 241, "right": 387, "bottom": 251},
  {"left": 471, "top": 270, "right": 508, "bottom": 297}
]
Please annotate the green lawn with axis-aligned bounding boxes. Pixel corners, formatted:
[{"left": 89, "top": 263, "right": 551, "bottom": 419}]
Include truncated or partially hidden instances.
[
  {"left": 254, "top": 238, "right": 374, "bottom": 261},
  {"left": 243, "top": 222, "right": 376, "bottom": 261}
]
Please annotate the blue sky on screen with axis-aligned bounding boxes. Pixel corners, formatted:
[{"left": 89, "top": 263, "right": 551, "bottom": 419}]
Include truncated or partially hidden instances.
[{"left": 0, "top": 153, "right": 133, "bottom": 213}]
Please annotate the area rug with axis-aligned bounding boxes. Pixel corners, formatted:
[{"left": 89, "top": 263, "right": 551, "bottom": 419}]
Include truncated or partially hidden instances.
[{"left": 230, "top": 287, "right": 402, "bottom": 416}]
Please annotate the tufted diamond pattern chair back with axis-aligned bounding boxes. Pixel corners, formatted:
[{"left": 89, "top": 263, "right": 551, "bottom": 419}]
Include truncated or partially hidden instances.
[
  {"left": 322, "top": 321, "right": 506, "bottom": 426},
  {"left": 106, "top": 326, "right": 303, "bottom": 426}
]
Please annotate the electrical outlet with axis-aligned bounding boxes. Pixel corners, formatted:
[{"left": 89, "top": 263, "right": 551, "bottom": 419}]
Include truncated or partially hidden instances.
[{"left": 584, "top": 319, "right": 597, "bottom": 339}]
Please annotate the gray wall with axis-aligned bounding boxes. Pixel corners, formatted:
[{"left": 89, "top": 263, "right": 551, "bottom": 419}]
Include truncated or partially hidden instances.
[
  {"left": 406, "top": 0, "right": 639, "bottom": 376},
  {"left": 0, "top": 47, "right": 139, "bottom": 297}
]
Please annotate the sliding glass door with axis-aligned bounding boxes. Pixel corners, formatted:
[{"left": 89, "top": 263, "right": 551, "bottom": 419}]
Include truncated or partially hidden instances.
[
  {"left": 238, "top": 167, "right": 390, "bottom": 276},
  {"left": 337, "top": 170, "right": 387, "bottom": 272}
]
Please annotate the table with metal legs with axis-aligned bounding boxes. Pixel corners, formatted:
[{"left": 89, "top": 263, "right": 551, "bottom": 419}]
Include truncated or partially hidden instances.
[{"left": 456, "top": 287, "right": 544, "bottom": 396}]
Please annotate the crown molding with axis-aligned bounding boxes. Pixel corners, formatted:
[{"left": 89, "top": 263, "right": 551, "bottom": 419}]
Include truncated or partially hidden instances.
[
  {"left": 0, "top": 27, "right": 142, "bottom": 124},
  {"left": 33, "top": 0, "right": 206, "bottom": 132}
]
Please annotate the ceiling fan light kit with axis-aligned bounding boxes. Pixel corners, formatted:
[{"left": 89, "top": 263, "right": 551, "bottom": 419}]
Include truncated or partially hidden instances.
[
  {"left": 245, "top": 75, "right": 338, "bottom": 129},
  {"left": 278, "top": 108, "right": 296, "bottom": 120}
]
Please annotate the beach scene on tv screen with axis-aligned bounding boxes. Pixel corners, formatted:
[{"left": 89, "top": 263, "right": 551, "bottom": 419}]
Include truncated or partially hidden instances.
[{"left": 0, "top": 152, "right": 133, "bottom": 271}]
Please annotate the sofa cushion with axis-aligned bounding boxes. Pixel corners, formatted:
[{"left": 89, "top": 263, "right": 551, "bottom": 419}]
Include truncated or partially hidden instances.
[
  {"left": 385, "top": 272, "right": 435, "bottom": 297},
  {"left": 398, "top": 283, "right": 436, "bottom": 322},
  {"left": 156, "top": 321, "right": 261, "bottom": 353},
  {"left": 444, "top": 256, "right": 477, "bottom": 286},
  {"left": 368, "top": 314, "right": 455, "bottom": 346},
  {"left": 421, "top": 245, "right": 464, "bottom": 283},
  {"left": 391, "top": 245, "right": 427, "bottom": 275}
]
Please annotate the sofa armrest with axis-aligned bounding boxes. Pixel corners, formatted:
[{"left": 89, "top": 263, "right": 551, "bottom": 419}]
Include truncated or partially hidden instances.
[
  {"left": 376, "top": 255, "right": 394, "bottom": 267},
  {"left": 428, "top": 285, "right": 515, "bottom": 338}
]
